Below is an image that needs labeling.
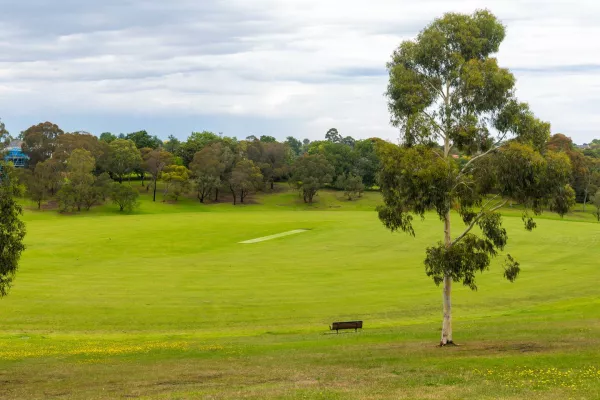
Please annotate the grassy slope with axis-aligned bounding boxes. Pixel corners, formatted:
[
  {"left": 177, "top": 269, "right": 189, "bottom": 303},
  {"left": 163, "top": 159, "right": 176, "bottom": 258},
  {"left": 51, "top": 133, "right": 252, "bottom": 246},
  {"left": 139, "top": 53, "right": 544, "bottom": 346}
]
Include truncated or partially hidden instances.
[{"left": 1, "top": 186, "right": 599, "bottom": 399}]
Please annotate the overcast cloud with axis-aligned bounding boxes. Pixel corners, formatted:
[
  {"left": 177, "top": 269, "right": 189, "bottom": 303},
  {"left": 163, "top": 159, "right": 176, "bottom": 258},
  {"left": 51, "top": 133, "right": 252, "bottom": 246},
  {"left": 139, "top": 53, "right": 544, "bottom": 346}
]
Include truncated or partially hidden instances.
[{"left": 0, "top": 0, "right": 599, "bottom": 142}]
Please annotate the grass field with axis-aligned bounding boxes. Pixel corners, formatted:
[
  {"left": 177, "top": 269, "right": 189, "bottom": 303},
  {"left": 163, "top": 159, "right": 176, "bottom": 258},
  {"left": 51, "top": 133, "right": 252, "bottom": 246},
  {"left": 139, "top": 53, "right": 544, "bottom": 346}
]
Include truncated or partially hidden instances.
[{"left": 1, "top": 186, "right": 599, "bottom": 399}]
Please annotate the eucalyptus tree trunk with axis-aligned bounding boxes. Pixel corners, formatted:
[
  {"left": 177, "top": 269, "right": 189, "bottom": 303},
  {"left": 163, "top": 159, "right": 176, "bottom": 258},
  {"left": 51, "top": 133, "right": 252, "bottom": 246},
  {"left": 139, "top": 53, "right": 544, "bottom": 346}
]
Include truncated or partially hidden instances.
[
  {"left": 441, "top": 211, "right": 453, "bottom": 345},
  {"left": 441, "top": 110, "right": 454, "bottom": 346}
]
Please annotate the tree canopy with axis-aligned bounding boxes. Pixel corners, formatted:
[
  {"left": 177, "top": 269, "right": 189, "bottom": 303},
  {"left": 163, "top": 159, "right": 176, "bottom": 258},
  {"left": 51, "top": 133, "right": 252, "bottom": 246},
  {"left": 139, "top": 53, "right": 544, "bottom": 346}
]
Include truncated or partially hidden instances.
[{"left": 0, "top": 162, "right": 26, "bottom": 297}]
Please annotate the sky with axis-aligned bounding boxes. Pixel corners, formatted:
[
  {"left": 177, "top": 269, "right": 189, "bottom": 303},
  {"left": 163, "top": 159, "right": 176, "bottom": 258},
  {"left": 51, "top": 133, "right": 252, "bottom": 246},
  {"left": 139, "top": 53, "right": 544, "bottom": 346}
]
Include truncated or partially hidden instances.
[{"left": 0, "top": 0, "right": 599, "bottom": 144}]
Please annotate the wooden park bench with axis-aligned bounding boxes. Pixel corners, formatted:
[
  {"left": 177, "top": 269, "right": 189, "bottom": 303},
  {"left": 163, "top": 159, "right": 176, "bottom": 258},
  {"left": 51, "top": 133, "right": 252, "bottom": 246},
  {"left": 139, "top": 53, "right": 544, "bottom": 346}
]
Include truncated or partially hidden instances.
[{"left": 330, "top": 321, "right": 363, "bottom": 333}]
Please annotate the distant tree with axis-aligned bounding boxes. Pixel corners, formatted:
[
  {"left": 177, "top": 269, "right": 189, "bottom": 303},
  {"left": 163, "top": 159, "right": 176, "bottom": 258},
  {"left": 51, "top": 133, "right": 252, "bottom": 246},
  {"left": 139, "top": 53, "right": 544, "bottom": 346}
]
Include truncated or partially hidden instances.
[
  {"left": 125, "top": 130, "right": 162, "bottom": 149},
  {"left": 36, "top": 158, "right": 63, "bottom": 196},
  {"left": 354, "top": 139, "right": 381, "bottom": 188},
  {"left": 0, "top": 161, "right": 26, "bottom": 297},
  {"left": 179, "top": 131, "right": 221, "bottom": 167},
  {"left": 547, "top": 134, "right": 574, "bottom": 152},
  {"left": 309, "top": 141, "right": 357, "bottom": 185},
  {"left": 110, "top": 182, "right": 140, "bottom": 212},
  {"left": 337, "top": 174, "right": 365, "bottom": 200},
  {"left": 22, "top": 164, "right": 51, "bottom": 209},
  {"left": 0, "top": 118, "right": 10, "bottom": 146},
  {"left": 246, "top": 135, "right": 258, "bottom": 142},
  {"left": 106, "top": 139, "right": 142, "bottom": 183},
  {"left": 325, "top": 128, "right": 342, "bottom": 143},
  {"left": 53, "top": 132, "right": 106, "bottom": 166},
  {"left": 290, "top": 154, "right": 334, "bottom": 203},
  {"left": 341, "top": 136, "right": 356, "bottom": 148},
  {"left": 60, "top": 149, "right": 98, "bottom": 211},
  {"left": 548, "top": 134, "right": 595, "bottom": 204},
  {"left": 162, "top": 165, "right": 191, "bottom": 201},
  {"left": 229, "top": 160, "right": 263, "bottom": 205},
  {"left": 164, "top": 135, "right": 181, "bottom": 154},
  {"left": 285, "top": 136, "right": 303, "bottom": 157},
  {"left": 21, "top": 122, "right": 64, "bottom": 167},
  {"left": 99, "top": 132, "right": 117, "bottom": 143},
  {"left": 211, "top": 143, "right": 236, "bottom": 202},
  {"left": 56, "top": 184, "right": 76, "bottom": 212},
  {"left": 143, "top": 149, "right": 173, "bottom": 202},
  {"left": 246, "top": 141, "right": 290, "bottom": 190},
  {"left": 95, "top": 172, "right": 113, "bottom": 202},
  {"left": 592, "top": 194, "right": 600, "bottom": 221},
  {"left": 189, "top": 145, "right": 225, "bottom": 203},
  {"left": 260, "top": 135, "right": 277, "bottom": 143},
  {"left": 135, "top": 147, "right": 153, "bottom": 186},
  {"left": 380, "top": 10, "right": 575, "bottom": 345}
]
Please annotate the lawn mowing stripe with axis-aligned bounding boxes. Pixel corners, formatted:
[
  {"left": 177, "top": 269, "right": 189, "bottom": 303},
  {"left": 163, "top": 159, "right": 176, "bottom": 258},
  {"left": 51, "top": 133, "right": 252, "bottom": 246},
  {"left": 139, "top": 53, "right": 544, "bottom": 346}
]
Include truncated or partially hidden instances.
[{"left": 239, "top": 229, "right": 308, "bottom": 244}]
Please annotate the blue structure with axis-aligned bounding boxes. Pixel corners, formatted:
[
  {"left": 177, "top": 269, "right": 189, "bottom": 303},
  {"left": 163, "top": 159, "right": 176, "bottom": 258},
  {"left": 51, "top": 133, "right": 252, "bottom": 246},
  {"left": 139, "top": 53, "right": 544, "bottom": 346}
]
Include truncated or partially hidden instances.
[{"left": 3, "top": 140, "right": 29, "bottom": 168}]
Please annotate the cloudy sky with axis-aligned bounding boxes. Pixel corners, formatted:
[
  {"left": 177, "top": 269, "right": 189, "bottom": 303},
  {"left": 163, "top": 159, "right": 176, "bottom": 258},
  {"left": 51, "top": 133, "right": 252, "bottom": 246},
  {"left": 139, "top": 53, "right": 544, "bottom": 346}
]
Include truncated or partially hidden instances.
[{"left": 0, "top": 0, "right": 599, "bottom": 143}]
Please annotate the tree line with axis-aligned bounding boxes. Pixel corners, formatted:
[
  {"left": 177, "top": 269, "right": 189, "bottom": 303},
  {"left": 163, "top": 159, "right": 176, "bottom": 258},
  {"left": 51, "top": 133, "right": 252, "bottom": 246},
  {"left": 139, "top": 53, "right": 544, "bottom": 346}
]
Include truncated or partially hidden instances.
[{"left": 0, "top": 121, "right": 386, "bottom": 211}]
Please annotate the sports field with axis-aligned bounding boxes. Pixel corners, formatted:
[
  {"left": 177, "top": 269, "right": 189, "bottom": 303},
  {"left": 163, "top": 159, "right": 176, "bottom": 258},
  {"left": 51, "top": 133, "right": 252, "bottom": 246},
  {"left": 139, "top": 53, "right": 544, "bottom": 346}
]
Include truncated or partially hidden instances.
[{"left": 1, "top": 188, "right": 599, "bottom": 399}]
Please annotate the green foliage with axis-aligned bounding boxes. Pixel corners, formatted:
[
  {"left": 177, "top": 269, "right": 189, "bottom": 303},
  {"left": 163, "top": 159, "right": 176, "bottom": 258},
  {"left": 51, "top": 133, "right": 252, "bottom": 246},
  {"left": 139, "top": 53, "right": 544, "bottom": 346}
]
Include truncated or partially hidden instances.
[
  {"left": 259, "top": 135, "right": 277, "bottom": 143},
  {"left": 0, "top": 118, "right": 10, "bottom": 146},
  {"left": 95, "top": 172, "right": 113, "bottom": 201},
  {"left": 22, "top": 164, "right": 51, "bottom": 209},
  {"left": 245, "top": 141, "right": 290, "bottom": 189},
  {"left": 125, "top": 130, "right": 162, "bottom": 149},
  {"left": 143, "top": 149, "right": 174, "bottom": 202},
  {"left": 164, "top": 135, "right": 181, "bottom": 154},
  {"left": 189, "top": 144, "right": 228, "bottom": 203},
  {"left": 377, "top": 144, "right": 456, "bottom": 231},
  {"left": 0, "top": 162, "right": 26, "bottom": 297},
  {"left": 290, "top": 154, "right": 334, "bottom": 204},
  {"left": 178, "top": 131, "right": 221, "bottom": 167},
  {"left": 162, "top": 165, "right": 191, "bottom": 201},
  {"left": 110, "top": 183, "right": 140, "bottom": 212},
  {"left": 99, "top": 132, "right": 117, "bottom": 143},
  {"left": 106, "top": 139, "right": 142, "bottom": 183},
  {"left": 325, "top": 128, "right": 342, "bottom": 143},
  {"left": 379, "top": 9, "right": 576, "bottom": 336},
  {"left": 285, "top": 136, "right": 303, "bottom": 157},
  {"left": 58, "top": 149, "right": 101, "bottom": 212},
  {"left": 229, "top": 159, "right": 263, "bottom": 205},
  {"left": 21, "top": 121, "right": 65, "bottom": 167},
  {"left": 337, "top": 174, "right": 365, "bottom": 200},
  {"left": 592, "top": 195, "right": 600, "bottom": 222},
  {"left": 53, "top": 132, "right": 106, "bottom": 167}
]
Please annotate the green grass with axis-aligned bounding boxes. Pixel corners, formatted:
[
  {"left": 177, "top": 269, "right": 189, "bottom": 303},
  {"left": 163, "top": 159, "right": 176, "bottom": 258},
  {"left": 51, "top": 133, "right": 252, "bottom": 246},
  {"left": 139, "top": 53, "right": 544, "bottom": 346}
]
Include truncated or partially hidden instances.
[{"left": 1, "top": 186, "right": 599, "bottom": 399}]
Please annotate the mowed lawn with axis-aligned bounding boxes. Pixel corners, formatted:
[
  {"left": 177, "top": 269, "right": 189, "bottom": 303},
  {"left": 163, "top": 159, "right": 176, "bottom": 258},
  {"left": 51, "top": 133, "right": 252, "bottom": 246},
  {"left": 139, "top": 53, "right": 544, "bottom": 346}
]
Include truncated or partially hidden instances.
[{"left": 1, "top": 189, "right": 599, "bottom": 399}]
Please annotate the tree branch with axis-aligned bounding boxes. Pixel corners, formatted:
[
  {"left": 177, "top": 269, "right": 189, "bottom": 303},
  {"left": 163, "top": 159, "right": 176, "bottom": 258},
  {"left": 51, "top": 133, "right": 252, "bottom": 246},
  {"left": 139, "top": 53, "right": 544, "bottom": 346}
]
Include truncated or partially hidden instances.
[
  {"left": 422, "top": 110, "right": 445, "bottom": 137},
  {"left": 451, "top": 197, "right": 507, "bottom": 246},
  {"left": 457, "top": 131, "right": 510, "bottom": 178}
]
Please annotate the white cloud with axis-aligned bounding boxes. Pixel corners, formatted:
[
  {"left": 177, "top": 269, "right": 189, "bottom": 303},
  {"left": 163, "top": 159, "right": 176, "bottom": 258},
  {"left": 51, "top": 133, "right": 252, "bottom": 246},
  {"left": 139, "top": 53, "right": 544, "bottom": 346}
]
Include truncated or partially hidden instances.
[{"left": 0, "top": 0, "right": 599, "bottom": 142}]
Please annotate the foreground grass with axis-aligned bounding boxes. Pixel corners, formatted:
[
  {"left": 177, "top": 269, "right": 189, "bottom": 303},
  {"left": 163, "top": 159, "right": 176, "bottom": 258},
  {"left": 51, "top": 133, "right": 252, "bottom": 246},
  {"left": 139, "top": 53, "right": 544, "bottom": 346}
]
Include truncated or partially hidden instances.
[{"left": 1, "top": 187, "right": 599, "bottom": 399}]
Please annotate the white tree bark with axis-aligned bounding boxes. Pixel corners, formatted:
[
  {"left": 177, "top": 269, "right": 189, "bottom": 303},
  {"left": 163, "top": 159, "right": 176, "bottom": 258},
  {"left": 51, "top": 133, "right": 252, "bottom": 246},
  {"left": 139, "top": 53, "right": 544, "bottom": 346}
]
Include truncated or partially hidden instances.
[{"left": 441, "top": 211, "right": 453, "bottom": 345}]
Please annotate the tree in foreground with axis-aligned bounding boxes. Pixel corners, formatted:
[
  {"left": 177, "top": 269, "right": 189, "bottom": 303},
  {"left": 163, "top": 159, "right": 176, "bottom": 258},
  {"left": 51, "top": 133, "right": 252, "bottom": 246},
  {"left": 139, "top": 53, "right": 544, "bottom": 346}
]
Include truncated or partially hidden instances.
[
  {"left": 0, "top": 162, "right": 26, "bottom": 297},
  {"left": 110, "top": 183, "right": 140, "bottom": 212},
  {"left": 379, "top": 10, "right": 575, "bottom": 346},
  {"left": 290, "top": 154, "right": 334, "bottom": 204}
]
